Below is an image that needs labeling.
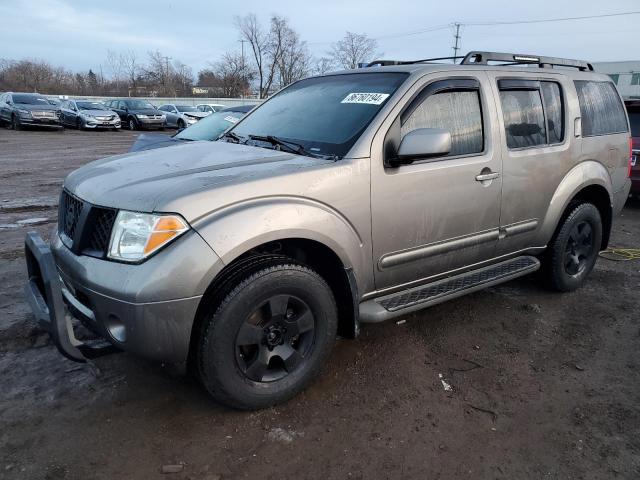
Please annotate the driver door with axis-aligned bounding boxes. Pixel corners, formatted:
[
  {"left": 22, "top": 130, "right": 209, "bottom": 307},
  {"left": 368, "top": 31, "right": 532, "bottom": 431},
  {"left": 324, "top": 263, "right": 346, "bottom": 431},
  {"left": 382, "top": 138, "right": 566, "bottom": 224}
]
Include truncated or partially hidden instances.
[{"left": 370, "top": 72, "right": 503, "bottom": 291}]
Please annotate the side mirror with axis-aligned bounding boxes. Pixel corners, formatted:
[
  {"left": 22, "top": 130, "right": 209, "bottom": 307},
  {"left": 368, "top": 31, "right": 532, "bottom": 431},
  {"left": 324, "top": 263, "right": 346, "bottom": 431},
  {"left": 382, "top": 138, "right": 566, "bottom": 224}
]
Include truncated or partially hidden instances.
[{"left": 390, "top": 128, "right": 451, "bottom": 166}]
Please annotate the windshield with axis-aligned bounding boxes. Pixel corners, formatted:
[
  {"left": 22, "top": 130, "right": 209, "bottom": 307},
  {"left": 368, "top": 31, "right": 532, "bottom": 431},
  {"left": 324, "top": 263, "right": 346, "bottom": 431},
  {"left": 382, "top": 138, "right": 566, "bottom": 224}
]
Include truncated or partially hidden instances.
[
  {"left": 13, "top": 94, "right": 50, "bottom": 105},
  {"left": 77, "top": 101, "right": 106, "bottom": 111},
  {"left": 175, "top": 110, "right": 246, "bottom": 141},
  {"left": 125, "top": 100, "right": 155, "bottom": 109},
  {"left": 629, "top": 112, "right": 640, "bottom": 137},
  {"left": 176, "top": 105, "right": 198, "bottom": 112},
  {"left": 231, "top": 72, "right": 408, "bottom": 158}
]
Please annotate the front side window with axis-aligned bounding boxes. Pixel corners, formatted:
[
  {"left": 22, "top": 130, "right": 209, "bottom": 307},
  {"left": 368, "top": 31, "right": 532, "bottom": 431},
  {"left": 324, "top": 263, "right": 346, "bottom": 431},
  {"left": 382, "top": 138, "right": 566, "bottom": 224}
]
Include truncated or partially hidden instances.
[
  {"left": 499, "top": 89, "right": 546, "bottom": 148},
  {"left": 574, "top": 80, "right": 627, "bottom": 136},
  {"left": 231, "top": 72, "right": 408, "bottom": 158},
  {"left": 401, "top": 90, "right": 484, "bottom": 157}
]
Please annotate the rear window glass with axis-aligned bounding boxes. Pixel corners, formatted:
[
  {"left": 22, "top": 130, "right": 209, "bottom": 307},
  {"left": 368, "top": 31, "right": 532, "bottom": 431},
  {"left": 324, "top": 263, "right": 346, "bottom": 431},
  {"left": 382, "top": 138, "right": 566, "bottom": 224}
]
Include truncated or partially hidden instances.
[
  {"left": 541, "top": 82, "right": 564, "bottom": 144},
  {"left": 499, "top": 89, "right": 546, "bottom": 148},
  {"left": 574, "top": 81, "right": 628, "bottom": 136}
]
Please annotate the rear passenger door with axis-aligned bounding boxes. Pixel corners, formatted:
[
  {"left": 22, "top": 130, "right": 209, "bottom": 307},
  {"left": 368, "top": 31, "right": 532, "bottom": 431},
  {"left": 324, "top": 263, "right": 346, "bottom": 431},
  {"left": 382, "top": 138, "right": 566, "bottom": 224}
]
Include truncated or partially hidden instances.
[{"left": 488, "top": 74, "right": 577, "bottom": 255}]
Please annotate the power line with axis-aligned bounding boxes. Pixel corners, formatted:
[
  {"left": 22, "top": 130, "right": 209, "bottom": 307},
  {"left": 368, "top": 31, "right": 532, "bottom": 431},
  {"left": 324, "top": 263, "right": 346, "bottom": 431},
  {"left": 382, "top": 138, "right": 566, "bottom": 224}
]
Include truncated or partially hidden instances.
[{"left": 465, "top": 10, "right": 640, "bottom": 26}]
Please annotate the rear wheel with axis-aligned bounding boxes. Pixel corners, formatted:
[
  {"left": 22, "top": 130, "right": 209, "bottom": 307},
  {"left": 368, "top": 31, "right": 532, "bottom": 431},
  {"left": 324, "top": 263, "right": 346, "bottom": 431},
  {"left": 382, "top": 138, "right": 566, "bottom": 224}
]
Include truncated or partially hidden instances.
[
  {"left": 197, "top": 258, "right": 337, "bottom": 410},
  {"left": 542, "top": 202, "right": 602, "bottom": 292}
]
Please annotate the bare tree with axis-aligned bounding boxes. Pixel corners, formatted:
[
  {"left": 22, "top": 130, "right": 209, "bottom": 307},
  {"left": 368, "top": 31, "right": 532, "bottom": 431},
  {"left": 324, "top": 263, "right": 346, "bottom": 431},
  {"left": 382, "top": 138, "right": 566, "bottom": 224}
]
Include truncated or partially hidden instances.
[
  {"left": 276, "top": 19, "right": 311, "bottom": 87},
  {"left": 205, "top": 51, "right": 252, "bottom": 97},
  {"left": 236, "top": 14, "right": 269, "bottom": 98},
  {"left": 106, "top": 50, "right": 124, "bottom": 93},
  {"left": 313, "top": 57, "right": 335, "bottom": 76},
  {"left": 122, "top": 50, "right": 140, "bottom": 94},
  {"left": 331, "top": 32, "right": 379, "bottom": 69}
]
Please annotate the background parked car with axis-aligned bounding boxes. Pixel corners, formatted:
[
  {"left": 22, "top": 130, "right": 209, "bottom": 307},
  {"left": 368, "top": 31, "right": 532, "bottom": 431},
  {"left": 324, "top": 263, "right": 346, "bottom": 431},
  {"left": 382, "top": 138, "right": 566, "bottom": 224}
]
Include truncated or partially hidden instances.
[
  {"left": 59, "top": 100, "right": 121, "bottom": 130},
  {"left": 0, "top": 92, "right": 62, "bottom": 130},
  {"left": 46, "top": 98, "right": 62, "bottom": 107},
  {"left": 129, "top": 104, "right": 253, "bottom": 152},
  {"left": 626, "top": 100, "right": 640, "bottom": 197},
  {"left": 157, "top": 104, "right": 208, "bottom": 129},
  {"left": 196, "top": 103, "right": 227, "bottom": 115},
  {"left": 104, "top": 99, "right": 166, "bottom": 130}
]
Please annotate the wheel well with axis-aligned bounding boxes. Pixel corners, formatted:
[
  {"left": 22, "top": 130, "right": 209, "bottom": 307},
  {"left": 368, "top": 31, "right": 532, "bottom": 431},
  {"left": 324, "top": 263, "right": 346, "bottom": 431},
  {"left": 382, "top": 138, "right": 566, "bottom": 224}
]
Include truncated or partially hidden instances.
[
  {"left": 188, "top": 238, "right": 358, "bottom": 369},
  {"left": 566, "top": 185, "right": 612, "bottom": 250}
]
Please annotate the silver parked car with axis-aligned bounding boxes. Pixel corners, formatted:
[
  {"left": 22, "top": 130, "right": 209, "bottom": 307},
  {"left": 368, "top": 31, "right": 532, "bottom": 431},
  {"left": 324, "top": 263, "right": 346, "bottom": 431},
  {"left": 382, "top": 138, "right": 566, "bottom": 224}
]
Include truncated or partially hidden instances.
[
  {"left": 59, "top": 100, "right": 121, "bottom": 130},
  {"left": 196, "top": 103, "right": 227, "bottom": 115},
  {"left": 25, "top": 51, "right": 632, "bottom": 410},
  {"left": 157, "top": 104, "right": 208, "bottom": 128}
]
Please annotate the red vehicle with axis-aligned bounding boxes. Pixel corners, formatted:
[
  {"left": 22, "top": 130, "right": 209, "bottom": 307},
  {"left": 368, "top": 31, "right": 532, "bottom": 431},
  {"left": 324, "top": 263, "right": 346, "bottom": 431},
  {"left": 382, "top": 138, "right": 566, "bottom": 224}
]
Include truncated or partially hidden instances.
[{"left": 626, "top": 100, "right": 640, "bottom": 195}]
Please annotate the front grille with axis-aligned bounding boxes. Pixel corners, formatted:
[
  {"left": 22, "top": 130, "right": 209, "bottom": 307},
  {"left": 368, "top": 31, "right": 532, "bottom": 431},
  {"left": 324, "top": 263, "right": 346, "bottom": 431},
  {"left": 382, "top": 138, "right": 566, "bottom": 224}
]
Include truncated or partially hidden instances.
[
  {"left": 60, "top": 190, "right": 83, "bottom": 241},
  {"left": 58, "top": 190, "right": 117, "bottom": 258},
  {"left": 32, "top": 110, "right": 57, "bottom": 118},
  {"left": 89, "top": 209, "right": 117, "bottom": 252},
  {"left": 95, "top": 115, "right": 114, "bottom": 121}
]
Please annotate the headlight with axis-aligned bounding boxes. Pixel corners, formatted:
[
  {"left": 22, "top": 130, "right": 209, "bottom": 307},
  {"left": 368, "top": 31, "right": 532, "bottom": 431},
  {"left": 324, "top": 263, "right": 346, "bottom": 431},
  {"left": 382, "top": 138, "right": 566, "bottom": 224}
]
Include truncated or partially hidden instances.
[
  {"left": 108, "top": 211, "right": 189, "bottom": 262},
  {"left": 83, "top": 113, "right": 94, "bottom": 119},
  {"left": 160, "top": 114, "right": 166, "bottom": 120},
  {"left": 136, "top": 114, "right": 148, "bottom": 119},
  {"left": 17, "top": 109, "right": 31, "bottom": 116}
]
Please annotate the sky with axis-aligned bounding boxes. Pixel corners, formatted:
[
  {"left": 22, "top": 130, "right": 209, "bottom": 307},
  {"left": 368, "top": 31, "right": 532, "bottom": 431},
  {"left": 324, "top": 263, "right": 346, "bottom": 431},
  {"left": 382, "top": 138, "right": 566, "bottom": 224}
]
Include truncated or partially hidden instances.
[{"left": 0, "top": 0, "right": 638, "bottom": 77}]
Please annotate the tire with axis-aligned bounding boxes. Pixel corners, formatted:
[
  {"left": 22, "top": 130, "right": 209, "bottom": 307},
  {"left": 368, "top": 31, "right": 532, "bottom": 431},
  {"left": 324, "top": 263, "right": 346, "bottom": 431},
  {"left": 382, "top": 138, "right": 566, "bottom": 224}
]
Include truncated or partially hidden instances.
[
  {"left": 128, "top": 118, "right": 137, "bottom": 131},
  {"left": 177, "top": 119, "right": 185, "bottom": 129},
  {"left": 542, "top": 202, "right": 602, "bottom": 292},
  {"left": 76, "top": 118, "right": 83, "bottom": 130},
  {"left": 197, "top": 258, "right": 338, "bottom": 410},
  {"left": 11, "top": 114, "right": 21, "bottom": 131}
]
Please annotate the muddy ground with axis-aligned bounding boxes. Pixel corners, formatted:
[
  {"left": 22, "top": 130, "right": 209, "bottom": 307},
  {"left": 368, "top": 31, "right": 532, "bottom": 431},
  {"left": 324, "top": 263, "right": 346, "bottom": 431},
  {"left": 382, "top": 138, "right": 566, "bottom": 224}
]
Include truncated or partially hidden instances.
[{"left": 1, "top": 128, "right": 640, "bottom": 480}]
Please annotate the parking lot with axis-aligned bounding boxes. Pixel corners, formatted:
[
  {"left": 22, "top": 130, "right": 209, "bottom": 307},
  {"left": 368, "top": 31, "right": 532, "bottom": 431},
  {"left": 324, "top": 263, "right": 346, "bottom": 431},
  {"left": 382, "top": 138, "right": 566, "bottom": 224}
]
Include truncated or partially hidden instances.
[{"left": 1, "top": 128, "right": 640, "bottom": 479}]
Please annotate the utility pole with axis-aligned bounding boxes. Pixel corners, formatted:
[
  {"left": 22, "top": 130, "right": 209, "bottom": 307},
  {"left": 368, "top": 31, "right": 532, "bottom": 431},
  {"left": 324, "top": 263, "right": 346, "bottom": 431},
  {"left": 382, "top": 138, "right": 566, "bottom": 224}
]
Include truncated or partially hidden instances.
[
  {"left": 452, "top": 23, "right": 461, "bottom": 62},
  {"left": 239, "top": 39, "right": 247, "bottom": 99},
  {"left": 162, "top": 56, "right": 172, "bottom": 95}
]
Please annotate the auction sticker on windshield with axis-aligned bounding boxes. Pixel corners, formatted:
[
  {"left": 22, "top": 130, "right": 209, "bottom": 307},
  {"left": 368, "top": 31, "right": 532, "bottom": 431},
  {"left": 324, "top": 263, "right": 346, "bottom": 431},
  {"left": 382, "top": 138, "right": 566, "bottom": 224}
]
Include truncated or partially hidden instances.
[
  {"left": 224, "top": 116, "right": 239, "bottom": 123},
  {"left": 341, "top": 92, "right": 390, "bottom": 105}
]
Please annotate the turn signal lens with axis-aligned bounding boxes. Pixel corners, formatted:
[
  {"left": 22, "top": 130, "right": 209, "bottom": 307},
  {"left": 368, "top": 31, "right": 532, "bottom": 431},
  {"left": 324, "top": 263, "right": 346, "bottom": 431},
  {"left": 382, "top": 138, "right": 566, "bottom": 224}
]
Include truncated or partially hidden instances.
[{"left": 144, "top": 216, "right": 189, "bottom": 255}]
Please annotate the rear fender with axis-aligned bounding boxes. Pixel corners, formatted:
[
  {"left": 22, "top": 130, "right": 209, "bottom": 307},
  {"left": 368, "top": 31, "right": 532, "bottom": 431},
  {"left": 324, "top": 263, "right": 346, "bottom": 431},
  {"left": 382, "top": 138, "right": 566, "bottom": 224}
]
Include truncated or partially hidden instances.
[{"left": 536, "top": 160, "right": 612, "bottom": 245}]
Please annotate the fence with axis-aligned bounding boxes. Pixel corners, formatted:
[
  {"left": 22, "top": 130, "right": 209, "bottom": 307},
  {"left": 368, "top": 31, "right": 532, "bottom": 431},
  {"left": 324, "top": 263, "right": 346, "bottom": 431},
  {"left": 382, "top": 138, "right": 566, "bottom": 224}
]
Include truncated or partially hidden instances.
[{"left": 44, "top": 95, "right": 263, "bottom": 108}]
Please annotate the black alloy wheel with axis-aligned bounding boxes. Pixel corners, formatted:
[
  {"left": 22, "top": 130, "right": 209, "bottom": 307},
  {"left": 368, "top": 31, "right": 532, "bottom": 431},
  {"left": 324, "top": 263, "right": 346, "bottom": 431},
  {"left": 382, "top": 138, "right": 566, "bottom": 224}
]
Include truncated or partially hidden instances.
[{"left": 235, "top": 294, "right": 316, "bottom": 382}]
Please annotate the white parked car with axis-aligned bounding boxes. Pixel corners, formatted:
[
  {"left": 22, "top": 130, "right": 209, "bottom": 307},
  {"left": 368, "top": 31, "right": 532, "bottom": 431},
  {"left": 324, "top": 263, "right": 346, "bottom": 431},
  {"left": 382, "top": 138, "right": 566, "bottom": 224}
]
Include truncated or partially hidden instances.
[{"left": 196, "top": 103, "right": 227, "bottom": 115}]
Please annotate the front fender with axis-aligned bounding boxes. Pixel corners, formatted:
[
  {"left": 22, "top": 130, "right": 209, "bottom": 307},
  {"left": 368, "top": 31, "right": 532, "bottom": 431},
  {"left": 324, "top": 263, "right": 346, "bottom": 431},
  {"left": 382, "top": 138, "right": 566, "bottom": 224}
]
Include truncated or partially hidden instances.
[
  {"left": 192, "top": 196, "right": 368, "bottom": 289},
  {"left": 536, "top": 160, "right": 612, "bottom": 245}
]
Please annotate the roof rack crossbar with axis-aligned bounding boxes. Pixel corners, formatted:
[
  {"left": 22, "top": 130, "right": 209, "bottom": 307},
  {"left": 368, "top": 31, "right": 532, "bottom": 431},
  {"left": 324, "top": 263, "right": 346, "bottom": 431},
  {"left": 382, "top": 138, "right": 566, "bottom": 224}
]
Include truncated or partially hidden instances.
[
  {"left": 365, "top": 56, "right": 465, "bottom": 68},
  {"left": 461, "top": 51, "right": 594, "bottom": 71}
]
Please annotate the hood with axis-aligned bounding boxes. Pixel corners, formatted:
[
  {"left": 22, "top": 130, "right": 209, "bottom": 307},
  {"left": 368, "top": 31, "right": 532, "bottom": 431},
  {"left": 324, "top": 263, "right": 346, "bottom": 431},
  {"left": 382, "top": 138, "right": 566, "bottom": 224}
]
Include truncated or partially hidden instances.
[
  {"left": 129, "top": 133, "right": 180, "bottom": 152},
  {"left": 64, "top": 141, "right": 329, "bottom": 216},
  {"left": 17, "top": 103, "right": 58, "bottom": 112},
  {"left": 182, "top": 111, "right": 208, "bottom": 119}
]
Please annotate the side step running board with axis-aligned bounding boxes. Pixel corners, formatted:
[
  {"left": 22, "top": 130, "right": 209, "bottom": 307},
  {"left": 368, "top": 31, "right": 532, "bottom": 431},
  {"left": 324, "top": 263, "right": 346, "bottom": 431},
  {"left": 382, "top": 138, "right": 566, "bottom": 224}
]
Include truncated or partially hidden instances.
[{"left": 360, "top": 255, "right": 540, "bottom": 323}]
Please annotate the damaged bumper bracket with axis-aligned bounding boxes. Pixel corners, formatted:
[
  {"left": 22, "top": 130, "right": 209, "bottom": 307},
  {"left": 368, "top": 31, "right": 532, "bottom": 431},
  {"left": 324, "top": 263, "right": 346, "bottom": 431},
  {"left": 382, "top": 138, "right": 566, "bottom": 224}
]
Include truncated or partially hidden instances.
[{"left": 24, "top": 232, "right": 119, "bottom": 362}]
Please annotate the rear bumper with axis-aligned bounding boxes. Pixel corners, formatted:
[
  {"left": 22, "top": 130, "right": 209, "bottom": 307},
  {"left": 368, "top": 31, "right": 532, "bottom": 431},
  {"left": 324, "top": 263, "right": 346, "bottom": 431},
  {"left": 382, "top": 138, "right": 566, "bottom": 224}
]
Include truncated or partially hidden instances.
[
  {"left": 614, "top": 178, "right": 632, "bottom": 215},
  {"left": 24, "top": 230, "right": 225, "bottom": 363}
]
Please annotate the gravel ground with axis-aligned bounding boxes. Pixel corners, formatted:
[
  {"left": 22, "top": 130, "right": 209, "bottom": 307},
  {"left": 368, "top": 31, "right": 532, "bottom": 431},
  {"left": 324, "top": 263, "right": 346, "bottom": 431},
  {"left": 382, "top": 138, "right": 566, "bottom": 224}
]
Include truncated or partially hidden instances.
[{"left": 1, "top": 127, "right": 640, "bottom": 480}]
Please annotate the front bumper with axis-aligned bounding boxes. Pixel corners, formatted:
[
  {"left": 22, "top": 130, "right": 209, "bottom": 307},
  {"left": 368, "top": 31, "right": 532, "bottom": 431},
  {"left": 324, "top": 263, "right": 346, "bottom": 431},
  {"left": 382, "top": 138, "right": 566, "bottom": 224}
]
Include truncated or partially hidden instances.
[
  {"left": 137, "top": 117, "right": 166, "bottom": 129},
  {"left": 24, "top": 230, "right": 225, "bottom": 363},
  {"left": 84, "top": 118, "right": 121, "bottom": 129},
  {"left": 20, "top": 116, "right": 60, "bottom": 127}
]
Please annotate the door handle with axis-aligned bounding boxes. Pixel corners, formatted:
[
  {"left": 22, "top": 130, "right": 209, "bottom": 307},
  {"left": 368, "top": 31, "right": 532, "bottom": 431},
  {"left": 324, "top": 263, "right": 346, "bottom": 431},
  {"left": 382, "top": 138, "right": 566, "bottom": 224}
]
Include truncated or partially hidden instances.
[{"left": 475, "top": 171, "right": 500, "bottom": 182}]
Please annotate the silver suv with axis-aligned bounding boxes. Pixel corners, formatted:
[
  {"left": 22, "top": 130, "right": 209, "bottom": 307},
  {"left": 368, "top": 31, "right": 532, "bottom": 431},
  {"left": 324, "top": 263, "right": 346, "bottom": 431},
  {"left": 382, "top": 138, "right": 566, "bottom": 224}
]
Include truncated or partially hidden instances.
[{"left": 25, "top": 51, "right": 632, "bottom": 409}]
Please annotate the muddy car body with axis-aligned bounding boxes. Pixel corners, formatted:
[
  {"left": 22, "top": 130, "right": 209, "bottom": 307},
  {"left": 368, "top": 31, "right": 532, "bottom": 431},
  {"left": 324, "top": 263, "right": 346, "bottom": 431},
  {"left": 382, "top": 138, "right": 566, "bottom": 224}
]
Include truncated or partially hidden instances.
[{"left": 25, "top": 51, "right": 632, "bottom": 409}]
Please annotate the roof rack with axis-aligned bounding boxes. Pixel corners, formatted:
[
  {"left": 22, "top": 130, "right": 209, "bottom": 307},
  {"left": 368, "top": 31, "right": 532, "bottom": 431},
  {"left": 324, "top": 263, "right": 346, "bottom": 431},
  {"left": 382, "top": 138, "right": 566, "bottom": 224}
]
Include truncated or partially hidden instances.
[
  {"left": 461, "top": 51, "right": 593, "bottom": 71},
  {"left": 364, "top": 51, "right": 593, "bottom": 71}
]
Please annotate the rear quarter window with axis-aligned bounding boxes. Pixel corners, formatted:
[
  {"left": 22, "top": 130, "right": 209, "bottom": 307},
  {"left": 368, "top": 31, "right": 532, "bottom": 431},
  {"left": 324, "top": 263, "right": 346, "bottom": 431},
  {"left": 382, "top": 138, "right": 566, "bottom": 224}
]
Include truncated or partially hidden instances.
[{"left": 574, "top": 80, "right": 628, "bottom": 136}]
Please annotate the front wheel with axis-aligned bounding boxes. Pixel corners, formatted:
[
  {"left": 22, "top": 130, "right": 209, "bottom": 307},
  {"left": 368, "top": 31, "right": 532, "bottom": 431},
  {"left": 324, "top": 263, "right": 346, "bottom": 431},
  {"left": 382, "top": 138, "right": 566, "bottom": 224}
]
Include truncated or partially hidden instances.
[
  {"left": 128, "top": 118, "right": 137, "bottom": 130},
  {"left": 542, "top": 202, "right": 602, "bottom": 292},
  {"left": 11, "top": 114, "right": 21, "bottom": 130},
  {"left": 197, "top": 259, "right": 338, "bottom": 410}
]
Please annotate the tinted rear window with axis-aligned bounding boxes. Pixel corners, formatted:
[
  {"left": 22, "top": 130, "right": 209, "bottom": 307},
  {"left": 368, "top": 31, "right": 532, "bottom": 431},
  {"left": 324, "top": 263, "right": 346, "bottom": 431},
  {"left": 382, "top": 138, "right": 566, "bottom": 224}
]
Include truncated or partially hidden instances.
[
  {"left": 628, "top": 112, "right": 640, "bottom": 137},
  {"left": 574, "top": 81, "right": 628, "bottom": 136}
]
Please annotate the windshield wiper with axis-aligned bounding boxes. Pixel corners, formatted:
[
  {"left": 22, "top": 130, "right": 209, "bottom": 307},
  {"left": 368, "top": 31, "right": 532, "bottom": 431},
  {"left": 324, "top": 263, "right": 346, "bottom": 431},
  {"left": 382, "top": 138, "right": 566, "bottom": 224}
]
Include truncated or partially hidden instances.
[
  {"left": 247, "top": 135, "right": 337, "bottom": 160},
  {"left": 220, "top": 131, "right": 244, "bottom": 143}
]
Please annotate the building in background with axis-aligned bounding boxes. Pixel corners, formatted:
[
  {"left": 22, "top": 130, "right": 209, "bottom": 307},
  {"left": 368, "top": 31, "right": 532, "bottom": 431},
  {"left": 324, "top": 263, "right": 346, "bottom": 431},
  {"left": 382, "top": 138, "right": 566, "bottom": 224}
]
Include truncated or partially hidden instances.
[{"left": 593, "top": 61, "right": 640, "bottom": 99}]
